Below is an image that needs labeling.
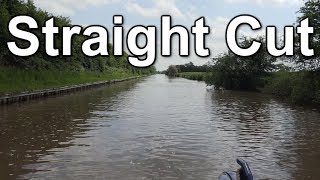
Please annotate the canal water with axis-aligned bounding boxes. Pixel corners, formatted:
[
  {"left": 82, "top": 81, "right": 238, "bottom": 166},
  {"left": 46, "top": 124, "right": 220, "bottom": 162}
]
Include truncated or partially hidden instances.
[{"left": 0, "top": 75, "right": 319, "bottom": 179}]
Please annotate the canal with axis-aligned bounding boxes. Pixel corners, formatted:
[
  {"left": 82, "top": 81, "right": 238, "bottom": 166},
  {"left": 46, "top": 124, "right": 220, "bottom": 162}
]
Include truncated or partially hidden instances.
[{"left": 0, "top": 75, "right": 319, "bottom": 179}]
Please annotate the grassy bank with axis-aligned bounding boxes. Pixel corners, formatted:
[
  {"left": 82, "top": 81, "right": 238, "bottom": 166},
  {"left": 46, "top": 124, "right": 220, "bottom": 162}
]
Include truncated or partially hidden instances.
[
  {"left": 0, "top": 67, "right": 140, "bottom": 96},
  {"left": 177, "top": 72, "right": 207, "bottom": 81}
]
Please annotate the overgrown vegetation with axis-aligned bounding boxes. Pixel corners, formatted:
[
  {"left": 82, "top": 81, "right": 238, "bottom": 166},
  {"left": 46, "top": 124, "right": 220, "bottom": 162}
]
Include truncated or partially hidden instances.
[
  {"left": 205, "top": 0, "right": 320, "bottom": 105},
  {"left": 294, "top": 0, "right": 320, "bottom": 69},
  {"left": 165, "top": 65, "right": 179, "bottom": 77},
  {"left": 205, "top": 37, "right": 276, "bottom": 91},
  {"left": 175, "top": 62, "right": 209, "bottom": 73},
  {"left": 166, "top": 0, "right": 320, "bottom": 106},
  {"left": 177, "top": 72, "right": 207, "bottom": 81},
  {"left": 0, "top": 0, "right": 155, "bottom": 94},
  {"left": 263, "top": 71, "right": 320, "bottom": 105},
  {"left": 165, "top": 62, "right": 209, "bottom": 79}
]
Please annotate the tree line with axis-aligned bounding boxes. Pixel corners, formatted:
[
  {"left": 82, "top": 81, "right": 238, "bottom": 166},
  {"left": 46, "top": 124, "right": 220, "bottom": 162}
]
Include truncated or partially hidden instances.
[
  {"left": 164, "top": 62, "right": 209, "bottom": 76},
  {"left": 166, "top": 0, "right": 320, "bottom": 105},
  {"left": 0, "top": 0, "right": 155, "bottom": 74}
]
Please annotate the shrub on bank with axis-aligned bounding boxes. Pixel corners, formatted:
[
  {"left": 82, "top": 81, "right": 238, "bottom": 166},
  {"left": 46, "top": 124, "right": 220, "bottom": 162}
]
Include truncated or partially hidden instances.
[
  {"left": 263, "top": 72, "right": 293, "bottom": 97},
  {"left": 263, "top": 71, "right": 320, "bottom": 105},
  {"left": 177, "top": 72, "right": 207, "bottom": 81}
]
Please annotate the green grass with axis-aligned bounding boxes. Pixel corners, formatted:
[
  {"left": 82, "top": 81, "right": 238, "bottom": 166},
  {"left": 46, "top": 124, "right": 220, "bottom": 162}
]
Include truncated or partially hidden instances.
[
  {"left": 177, "top": 72, "right": 207, "bottom": 81},
  {"left": 0, "top": 67, "right": 139, "bottom": 96}
]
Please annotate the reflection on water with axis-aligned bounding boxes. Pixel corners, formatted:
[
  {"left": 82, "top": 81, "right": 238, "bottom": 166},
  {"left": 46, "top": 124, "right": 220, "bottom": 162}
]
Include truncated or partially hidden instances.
[{"left": 0, "top": 75, "right": 319, "bottom": 179}]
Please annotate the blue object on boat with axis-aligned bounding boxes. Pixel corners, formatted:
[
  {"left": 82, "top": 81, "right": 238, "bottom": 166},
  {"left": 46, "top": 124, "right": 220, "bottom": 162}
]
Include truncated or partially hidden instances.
[{"left": 218, "top": 158, "right": 254, "bottom": 180}]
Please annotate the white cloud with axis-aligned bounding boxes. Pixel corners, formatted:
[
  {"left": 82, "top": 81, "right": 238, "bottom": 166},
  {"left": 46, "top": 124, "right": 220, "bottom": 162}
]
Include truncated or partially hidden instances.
[
  {"left": 127, "top": 0, "right": 183, "bottom": 18},
  {"left": 33, "top": 0, "right": 120, "bottom": 15},
  {"left": 225, "top": 0, "right": 302, "bottom": 6}
]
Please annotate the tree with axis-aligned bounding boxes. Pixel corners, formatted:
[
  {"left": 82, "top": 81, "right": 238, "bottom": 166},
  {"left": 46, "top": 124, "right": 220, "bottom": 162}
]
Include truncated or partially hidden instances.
[
  {"left": 166, "top": 65, "right": 178, "bottom": 77},
  {"left": 206, "top": 37, "right": 276, "bottom": 90},
  {"left": 0, "top": 0, "right": 156, "bottom": 73},
  {"left": 295, "top": 0, "right": 320, "bottom": 70},
  {"left": 0, "top": 2, "right": 10, "bottom": 63}
]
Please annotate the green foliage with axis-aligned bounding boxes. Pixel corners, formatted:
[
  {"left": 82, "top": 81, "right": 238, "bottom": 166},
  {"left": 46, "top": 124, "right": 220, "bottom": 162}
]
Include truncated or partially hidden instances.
[
  {"left": 295, "top": 0, "right": 320, "bottom": 69},
  {"left": 290, "top": 73, "right": 313, "bottom": 104},
  {"left": 298, "top": 0, "right": 320, "bottom": 50},
  {"left": 177, "top": 72, "right": 207, "bottom": 81},
  {"left": 263, "top": 72, "right": 293, "bottom": 97},
  {"left": 165, "top": 62, "right": 209, "bottom": 79},
  {"left": 262, "top": 0, "right": 320, "bottom": 105},
  {"left": 206, "top": 37, "right": 276, "bottom": 90},
  {"left": 203, "top": 1, "right": 320, "bottom": 106},
  {"left": 0, "top": 67, "right": 138, "bottom": 95},
  {"left": 176, "top": 62, "right": 209, "bottom": 73},
  {"left": 0, "top": 0, "right": 156, "bottom": 72},
  {"left": 263, "top": 71, "right": 320, "bottom": 105},
  {"left": 0, "top": 0, "right": 155, "bottom": 94},
  {"left": 166, "top": 65, "right": 178, "bottom": 77},
  {"left": 0, "top": 1, "right": 10, "bottom": 61}
]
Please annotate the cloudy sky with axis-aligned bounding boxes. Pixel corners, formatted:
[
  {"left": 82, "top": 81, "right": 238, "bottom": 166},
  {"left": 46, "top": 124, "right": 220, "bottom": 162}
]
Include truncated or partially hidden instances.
[{"left": 33, "top": 0, "right": 302, "bottom": 70}]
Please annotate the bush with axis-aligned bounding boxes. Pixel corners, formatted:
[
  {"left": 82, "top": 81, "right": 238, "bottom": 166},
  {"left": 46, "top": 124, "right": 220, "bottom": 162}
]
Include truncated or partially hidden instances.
[
  {"left": 263, "top": 72, "right": 293, "bottom": 97},
  {"left": 177, "top": 72, "right": 207, "bottom": 81},
  {"left": 166, "top": 65, "right": 178, "bottom": 77},
  {"left": 263, "top": 71, "right": 320, "bottom": 106},
  {"left": 291, "top": 74, "right": 314, "bottom": 104}
]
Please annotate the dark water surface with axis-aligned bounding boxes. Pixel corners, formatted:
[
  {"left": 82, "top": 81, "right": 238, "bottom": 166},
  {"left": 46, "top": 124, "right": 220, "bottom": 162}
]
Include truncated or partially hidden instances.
[{"left": 0, "top": 75, "right": 319, "bottom": 179}]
